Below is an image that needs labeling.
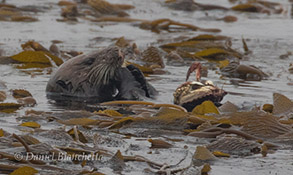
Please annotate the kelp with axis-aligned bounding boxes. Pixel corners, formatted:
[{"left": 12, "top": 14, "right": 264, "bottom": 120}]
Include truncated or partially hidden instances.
[
  {"left": 272, "top": 93, "right": 293, "bottom": 116},
  {"left": 0, "top": 103, "right": 22, "bottom": 113},
  {"left": 201, "top": 164, "right": 211, "bottom": 175},
  {"left": 12, "top": 89, "right": 32, "bottom": 99},
  {"left": 0, "top": 7, "right": 38, "bottom": 22},
  {"left": 262, "top": 104, "right": 273, "bottom": 113},
  {"left": 20, "top": 122, "right": 41, "bottom": 128},
  {"left": 218, "top": 15, "right": 238, "bottom": 23},
  {"left": 87, "top": 0, "right": 133, "bottom": 17},
  {"left": 220, "top": 62, "right": 268, "bottom": 81},
  {"left": 0, "top": 96, "right": 292, "bottom": 173},
  {"left": 206, "top": 136, "right": 261, "bottom": 156},
  {"left": 20, "top": 135, "right": 40, "bottom": 145},
  {"left": 141, "top": 46, "right": 165, "bottom": 68},
  {"left": 21, "top": 41, "right": 49, "bottom": 52},
  {"left": 165, "top": 0, "right": 228, "bottom": 11},
  {"left": 96, "top": 109, "right": 123, "bottom": 117},
  {"left": 231, "top": 3, "right": 260, "bottom": 12},
  {"left": 148, "top": 138, "right": 173, "bottom": 149},
  {"left": 289, "top": 63, "right": 293, "bottom": 73},
  {"left": 159, "top": 35, "right": 241, "bottom": 60},
  {"left": 124, "top": 61, "right": 154, "bottom": 74},
  {"left": 0, "top": 91, "right": 6, "bottom": 101},
  {"left": 10, "top": 50, "right": 63, "bottom": 69},
  {"left": 193, "top": 146, "right": 216, "bottom": 161},
  {"left": 0, "top": 129, "right": 4, "bottom": 137},
  {"left": 222, "top": 111, "right": 292, "bottom": 139},
  {"left": 212, "top": 151, "right": 230, "bottom": 157},
  {"left": 58, "top": 1, "right": 77, "bottom": 6},
  {"left": 108, "top": 117, "right": 136, "bottom": 129},
  {"left": 58, "top": 118, "right": 100, "bottom": 126},
  {"left": 61, "top": 4, "right": 78, "bottom": 19},
  {"left": 11, "top": 16, "right": 38, "bottom": 22},
  {"left": 192, "top": 100, "right": 219, "bottom": 115},
  {"left": 231, "top": 1, "right": 283, "bottom": 14},
  {"left": 194, "top": 48, "right": 232, "bottom": 61},
  {"left": 140, "top": 18, "right": 221, "bottom": 33},
  {"left": 188, "top": 34, "right": 230, "bottom": 41},
  {"left": 107, "top": 107, "right": 188, "bottom": 130},
  {"left": 67, "top": 127, "right": 88, "bottom": 143},
  {"left": 10, "top": 166, "right": 38, "bottom": 175},
  {"left": 17, "top": 97, "right": 37, "bottom": 107}
]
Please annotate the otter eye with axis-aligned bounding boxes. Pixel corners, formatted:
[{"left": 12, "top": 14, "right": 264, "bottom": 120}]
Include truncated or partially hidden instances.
[{"left": 83, "top": 57, "right": 95, "bottom": 65}]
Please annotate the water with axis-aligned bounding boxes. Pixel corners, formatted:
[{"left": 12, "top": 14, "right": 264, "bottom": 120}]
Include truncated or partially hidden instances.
[{"left": 0, "top": 0, "right": 293, "bottom": 174}]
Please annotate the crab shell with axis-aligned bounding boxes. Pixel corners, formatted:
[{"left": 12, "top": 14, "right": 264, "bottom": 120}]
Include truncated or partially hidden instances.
[{"left": 173, "top": 80, "right": 227, "bottom": 111}]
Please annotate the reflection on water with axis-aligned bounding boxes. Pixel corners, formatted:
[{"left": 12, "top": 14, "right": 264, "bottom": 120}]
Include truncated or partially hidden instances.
[
  {"left": 0, "top": 0, "right": 292, "bottom": 111},
  {"left": 0, "top": 0, "right": 293, "bottom": 174}
]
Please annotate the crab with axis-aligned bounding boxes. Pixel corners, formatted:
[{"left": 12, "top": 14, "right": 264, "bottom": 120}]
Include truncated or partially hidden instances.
[{"left": 173, "top": 62, "right": 227, "bottom": 112}]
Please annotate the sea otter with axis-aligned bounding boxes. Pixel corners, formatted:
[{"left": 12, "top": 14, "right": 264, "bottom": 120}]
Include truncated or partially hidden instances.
[{"left": 46, "top": 46, "right": 157, "bottom": 103}]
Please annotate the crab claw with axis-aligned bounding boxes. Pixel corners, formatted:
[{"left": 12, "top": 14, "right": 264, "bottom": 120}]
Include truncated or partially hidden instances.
[{"left": 186, "top": 62, "right": 202, "bottom": 82}]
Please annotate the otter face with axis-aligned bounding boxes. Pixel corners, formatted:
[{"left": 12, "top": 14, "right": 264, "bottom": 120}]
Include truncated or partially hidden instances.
[
  {"left": 83, "top": 46, "right": 124, "bottom": 88},
  {"left": 46, "top": 46, "right": 124, "bottom": 100}
]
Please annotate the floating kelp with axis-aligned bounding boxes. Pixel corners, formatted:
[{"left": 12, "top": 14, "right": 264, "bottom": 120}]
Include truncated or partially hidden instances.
[
  {"left": 231, "top": 1, "right": 284, "bottom": 14},
  {"left": 140, "top": 18, "right": 221, "bottom": 33},
  {"left": 193, "top": 146, "right": 216, "bottom": 164},
  {"left": 272, "top": 93, "right": 293, "bottom": 116},
  {"left": 148, "top": 138, "right": 173, "bottom": 149},
  {"left": 192, "top": 101, "right": 220, "bottom": 115},
  {"left": 21, "top": 41, "right": 49, "bottom": 52},
  {"left": 19, "top": 121, "right": 41, "bottom": 128},
  {"left": 141, "top": 46, "right": 165, "bottom": 68},
  {"left": 218, "top": 101, "right": 238, "bottom": 113},
  {"left": 217, "top": 15, "right": 238, "bottom": 23},
  {"left": 11, "top": 50, "right": 63, "bottom": 68},
  {"left": 61, "top": 4, "right": 78, "bottom": 20},
  {"left": 224, "top": 111, "right": 292, "bottom": 139},
  {"left": 12, "top": 89, "right": 32, "bottom": 99},
  {"left": 231, "top": 3, "right": 261, "bottom": 12},
  {"left": 88, "top": 0, "right": 134, "bottom": 17},
  {"left": 58, "top": 118, "right": 100, "bottom": 126},
  {"left": 289, "top": 63, "right": 293, "bottom": 74},
  {"left": 17, "top": 97, "right": 37, "bottom": 107},
  {"left": 220, "top": 61, "right": 268, "bottom": 81},
  {"left": 0, "top": 6, "right": 38, "bottom": 22},
  {"left": 0, "top": 91, "right": 6, "bottom": 102},
  {"left": 67, "top": 127, "right": 88, "bottom": 143},
  {"left": 11, "top": 15, "right": 38, "bottom": 22},
  {"left": 188, "top": 34, "right": 230, "bottom": 41},
  {"left": 206, "top": 135, "right": 261, "bottom": 156},
  {"left": 96, "top": 109, "right": 123, "bottom": 117},
  {"left": 0, "top": 103, "right": 22, "bottom": 113},
  {"left": 194, "top": 48, "right": 232, "bottom": 61},
  {"left": 160, "top": 35, "right": 241, "bottom": 61},
  {"left": 212, "top": 151, "right": 230, "bottom": 157},
  {"left": 9, "top": 166, "right": 38, "bottom": 175},
  {"left": 58, "top": 1, "right": 77, "bottom": 6},
  {"left": 165, "top": 0, "right": 228, "bottom": 11}
]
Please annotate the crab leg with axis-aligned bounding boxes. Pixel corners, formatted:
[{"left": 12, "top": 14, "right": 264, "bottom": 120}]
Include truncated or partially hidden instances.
[{"left": 186, "top": 62, "right": 202, "bottom": 82}]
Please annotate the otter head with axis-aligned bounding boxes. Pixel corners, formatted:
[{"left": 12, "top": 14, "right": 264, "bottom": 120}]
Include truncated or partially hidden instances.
[
  {"left": 85, "top": 46, "right": 124, "bottom": 88},
  {"left": 46, "top": 46, "right": 125, "bottom": 101}
]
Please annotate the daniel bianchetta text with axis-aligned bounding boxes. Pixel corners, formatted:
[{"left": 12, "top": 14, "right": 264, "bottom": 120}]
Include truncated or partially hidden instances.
[{"left": 14, "top": 152, "right": 103, "bottom": 161}]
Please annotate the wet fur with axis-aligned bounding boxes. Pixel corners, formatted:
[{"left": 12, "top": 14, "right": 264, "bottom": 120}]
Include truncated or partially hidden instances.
[{"left": 46, "top": 46, "right": 157, "bottom": 103}]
